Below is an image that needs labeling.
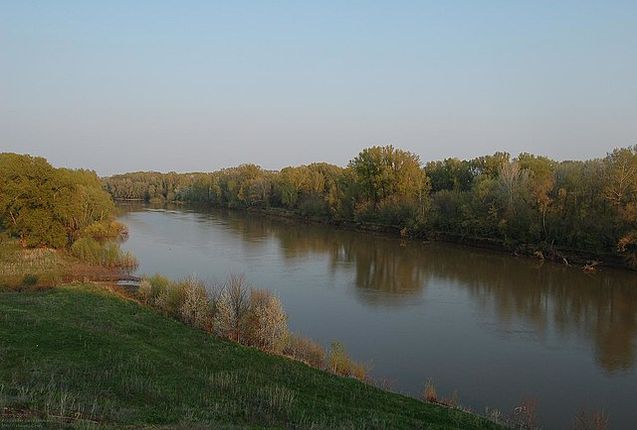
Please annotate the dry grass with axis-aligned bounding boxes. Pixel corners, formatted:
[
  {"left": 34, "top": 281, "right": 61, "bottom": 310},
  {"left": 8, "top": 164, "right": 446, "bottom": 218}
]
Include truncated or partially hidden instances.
[
  {"left": 0, "top": 237, "right": 133, "bottom": 290},
  {"left": 0, "top": 239, "right": 67, "bottom": 288}
]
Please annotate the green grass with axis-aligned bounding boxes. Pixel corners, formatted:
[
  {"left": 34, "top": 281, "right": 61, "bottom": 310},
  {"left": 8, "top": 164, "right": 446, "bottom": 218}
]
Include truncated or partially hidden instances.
[{"left": 0, "top": 284, "right": 503, "bottom": 429}]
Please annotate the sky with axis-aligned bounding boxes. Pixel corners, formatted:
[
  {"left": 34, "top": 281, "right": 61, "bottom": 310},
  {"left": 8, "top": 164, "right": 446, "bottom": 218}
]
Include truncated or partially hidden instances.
[{"left": 1, "top": 1, "right": 636, "bottom": 175}]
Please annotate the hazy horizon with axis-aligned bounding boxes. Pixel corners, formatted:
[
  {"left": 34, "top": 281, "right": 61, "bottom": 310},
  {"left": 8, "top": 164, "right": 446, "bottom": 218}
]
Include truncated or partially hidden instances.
[{"left": 2, "top": 1, "right": 636, "bottom": 176}]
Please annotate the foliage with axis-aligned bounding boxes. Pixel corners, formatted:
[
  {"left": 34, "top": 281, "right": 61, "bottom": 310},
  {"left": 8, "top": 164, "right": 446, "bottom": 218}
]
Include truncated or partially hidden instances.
[
  {"left": 178, "top": 277, "right": 212, "bottom": 330},
  {"left": 245, "top": 288, "right": 288, "bottom": 353},
  {"left": 0, "top": 153, "right": 116, "bottom": 248},
  {"left": 213, "top": 274, "right": 251, "bottom": 342},
  {"left": 70, "top": 237, "right": 137, "bottom": 269},
  {"left": 103, "top": 145, "right": 637, "bottom": 266},
  {"left": 80, "top": 220, "right": 127, "bottom": 241}
]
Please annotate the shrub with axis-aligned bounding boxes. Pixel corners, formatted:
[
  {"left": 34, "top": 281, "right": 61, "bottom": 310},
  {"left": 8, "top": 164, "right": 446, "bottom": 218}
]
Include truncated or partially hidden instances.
[
  {"left": 422, "top": 379, "right": 437, "bottom": 403},
  {"left": 70, "top": 237, "right": 101, "bottom": 263},
  {"left": 245, "top": 289, "right": 288, "bottom": 353},
  {"left": 179, "top": 277, "right": 211, "bottom": 330},
  {"left": 21, "top": 274, "right": 38, "bottom": 287},
  {"left": 135, "top": 273, "right": 364, "bottom": 385},
  {"left": 70, "top": 238, "right": 137, "bottom": 269},
  {"left": 138, "top": 279, "right": 152, "bottom": 303},
  {"left": 213, "top": 275, "right": 250, "bottom": 343},
  {"left": 154, "top": 280, "right": 185, "bottom": 317},
  {"left": 350, "top": 361, "right": 368, "bottom": 381},
  {"left": 146, "top": 274, "right": 170, "bottom": 304},
  {"left": 80, "top": 220, "right": 127, "bottom": 241},
  {"left": 283, "top": 334, "right": 326, "bottom": 368},
  {"left": 327, "top": 341, "right": 367, "bottom": 380},
  {"left": 328, "top": 341, "right": 349, "bottom": 375}
]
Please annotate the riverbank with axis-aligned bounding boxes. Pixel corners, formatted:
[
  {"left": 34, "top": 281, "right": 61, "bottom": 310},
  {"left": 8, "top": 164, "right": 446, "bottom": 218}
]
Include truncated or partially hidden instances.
[
  {"left": 121, "top": 199, "right": 626, "bottom": 271},
  {"left": 211, "top": 204, "right": 629, "bottom": 272},
  {"left": 0, "top": 283, "right": 503, "bottom": 429}
]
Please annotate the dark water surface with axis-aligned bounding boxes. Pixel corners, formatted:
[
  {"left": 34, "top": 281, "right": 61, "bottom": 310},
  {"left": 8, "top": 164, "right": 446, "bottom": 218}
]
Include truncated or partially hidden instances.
[{"left": 118, "top": 203, "right": 637, "bottom": 429}]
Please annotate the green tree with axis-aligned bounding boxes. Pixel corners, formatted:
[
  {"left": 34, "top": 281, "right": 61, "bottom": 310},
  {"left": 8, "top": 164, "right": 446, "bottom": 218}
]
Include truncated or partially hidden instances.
[
  {"left": 0, "top": 153, "right": 116, "bottom": 248},
  {"left": 349, "top": 146, "right": 430, "bottom": 225}
]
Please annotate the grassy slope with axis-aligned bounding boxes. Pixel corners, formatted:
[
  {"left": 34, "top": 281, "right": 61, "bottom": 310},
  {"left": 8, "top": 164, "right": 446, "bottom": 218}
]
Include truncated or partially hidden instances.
[{"left": 0, "top": 284, "right": 501, "bottom": 429}]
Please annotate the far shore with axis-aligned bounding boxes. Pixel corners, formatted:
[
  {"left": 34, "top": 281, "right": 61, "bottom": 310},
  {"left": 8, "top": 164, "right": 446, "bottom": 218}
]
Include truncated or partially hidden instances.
[{"left": 116, "top": 198, "right": 632, "bottom": 273}]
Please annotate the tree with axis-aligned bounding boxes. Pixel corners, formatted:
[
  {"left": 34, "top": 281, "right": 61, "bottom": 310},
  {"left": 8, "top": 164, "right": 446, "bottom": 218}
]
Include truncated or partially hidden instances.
[
  {"left": 0, "top": 153, "right": 115, "bottom": 248},
  {"left": 517, "top": 153, "right": 556, "bottom": 238},
  {"left": 349, "top": 146, "right": 430, "bottom": 225}
]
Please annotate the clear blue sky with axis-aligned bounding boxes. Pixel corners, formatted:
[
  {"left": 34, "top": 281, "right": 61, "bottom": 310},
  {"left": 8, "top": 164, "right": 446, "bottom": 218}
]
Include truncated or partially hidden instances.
[{"left": 2, "top": 1, "right": 636, "bottom": 175}]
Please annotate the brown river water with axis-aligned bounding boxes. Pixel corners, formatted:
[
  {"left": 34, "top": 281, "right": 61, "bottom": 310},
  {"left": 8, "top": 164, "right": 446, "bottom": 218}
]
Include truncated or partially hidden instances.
[{"left": 118, "top": 203, "right": 637, "bottom": 429}]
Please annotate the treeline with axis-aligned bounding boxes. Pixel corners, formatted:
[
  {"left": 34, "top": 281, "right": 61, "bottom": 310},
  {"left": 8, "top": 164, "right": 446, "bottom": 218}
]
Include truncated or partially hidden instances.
[
  {"left": 104, "top": 145, "right": 634, "bottom": 265},
  {"left": 0, "top": 153, "right": 135, "bottom": 268}
]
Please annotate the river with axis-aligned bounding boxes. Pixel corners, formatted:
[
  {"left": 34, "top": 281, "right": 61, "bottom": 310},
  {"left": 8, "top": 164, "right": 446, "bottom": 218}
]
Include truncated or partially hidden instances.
[{"left": 118, "top": 203, "right": 637, "bottom": 429}]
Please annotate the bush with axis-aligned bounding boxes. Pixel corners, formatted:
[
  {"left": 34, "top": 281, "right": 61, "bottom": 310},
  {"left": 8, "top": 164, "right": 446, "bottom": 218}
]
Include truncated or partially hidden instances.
[
  {"left": 136, "top": 274, "right": 364, "bottom": 384},
  {"left": 245, "top": 289, "right": 288, "bottom": 353},
  {"left": 142, "top": 275, "right": 205, "bottom": 322},
  {"left": 284, "top": 334, "right": 326, "bottom": 368},
  {"left": 70, "top": 238, "right": 137, "bottom": 269},
  {"left": 179, "top": 277, "right": 212, "bottom": 330},
  {"left": 70, "top": 237, "right": 101, "bottom": 263},
  {"left": 80, "top": 220, "right": 127, "bottom": 241},
  {"left": 21, "top": 274, "right": 38, "bottom": 287},
  {"left": 213, "top": 275, "right": 250, "bottom": 343},
  {"left": 327, "top": 341, "right": 367, "bottom": 380},
  {"left": 154, "top": 280, "right": 185, "bottom": 317},
  {"left": 422, "top": 379, "right": 437, "bottom": 403},
  {"left": 145, "top": 274, "right": 170, "bottom": 303},
  {"left": 138, "top": 279, "right": 153, "bottom": 303}
]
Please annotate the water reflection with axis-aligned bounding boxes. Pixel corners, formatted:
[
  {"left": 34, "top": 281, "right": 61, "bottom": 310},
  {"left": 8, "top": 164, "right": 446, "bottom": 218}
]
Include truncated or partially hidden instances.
[
  {"left": 274, "top": 220, "right": 637, "bottom": 373},
  {"left": 122, "top": 203, "right": 637, "bottom": 374},
  {"left": 118, "top": 203, "right": 637, "bottom": 427}
]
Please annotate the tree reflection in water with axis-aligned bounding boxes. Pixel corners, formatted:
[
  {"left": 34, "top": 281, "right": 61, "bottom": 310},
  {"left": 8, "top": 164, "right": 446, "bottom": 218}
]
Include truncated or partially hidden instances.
[{"left": 217, "top": 208, "right": 637, "bottom": 373}]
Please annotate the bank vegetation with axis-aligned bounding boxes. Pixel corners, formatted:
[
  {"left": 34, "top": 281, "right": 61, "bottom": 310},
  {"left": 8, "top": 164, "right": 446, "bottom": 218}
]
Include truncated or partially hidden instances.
[
  {"left": 139, "top": 274, "right": 368, "bottom": 381},
  {"left": 104, "top": 145, "right": 637, "bottom": 269}
]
